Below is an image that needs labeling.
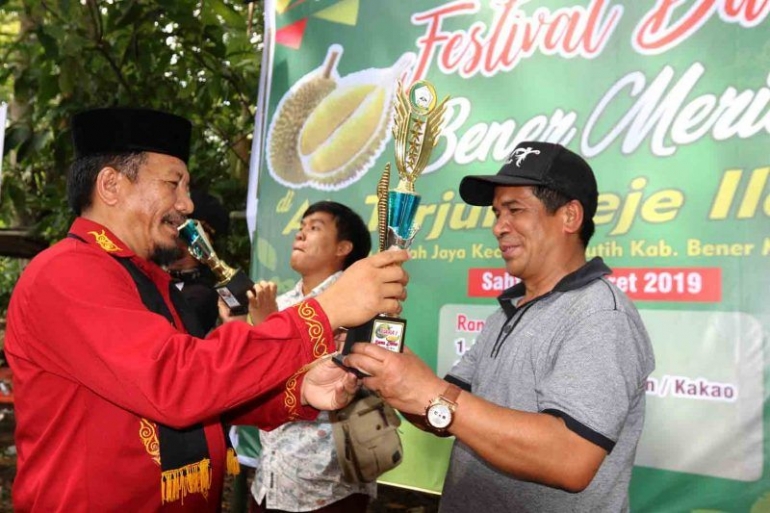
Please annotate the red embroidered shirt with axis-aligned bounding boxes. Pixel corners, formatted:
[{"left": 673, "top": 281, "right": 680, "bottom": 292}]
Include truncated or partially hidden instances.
[{"left": 5, "top": 218, "right": 334, "bottom": 511}]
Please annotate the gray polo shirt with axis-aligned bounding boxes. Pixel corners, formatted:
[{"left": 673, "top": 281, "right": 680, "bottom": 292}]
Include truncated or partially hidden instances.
[{"left": 441, "top": 258, "right": 655, "bottom": 513}]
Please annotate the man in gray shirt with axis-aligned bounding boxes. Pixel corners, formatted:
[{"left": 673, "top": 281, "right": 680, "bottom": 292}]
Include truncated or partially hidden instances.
[{"left": 347, "top": 141, "right": 655, "bottom": 512}]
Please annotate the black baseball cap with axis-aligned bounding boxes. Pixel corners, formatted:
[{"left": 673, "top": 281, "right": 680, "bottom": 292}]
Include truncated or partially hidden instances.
[
  {"left": 459, "top": 141, "right": 598, "bottom": 218},
  {"left": 72, "top": 107, "right": 192, "bottom": 163}
]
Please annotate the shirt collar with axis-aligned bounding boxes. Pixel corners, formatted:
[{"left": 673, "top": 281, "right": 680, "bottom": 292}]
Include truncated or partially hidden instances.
[
  {"left": 497, "top": 257, "right": 611, "bottom": 315},
  {"left": 68, "top": 217, "right": 171, "bottom": 285},
  {"left": 294, "top": 271, "right": 343, "bottom": 299},
  {"left": 69, "top": 217, "right": 136, "bottom": 258}
]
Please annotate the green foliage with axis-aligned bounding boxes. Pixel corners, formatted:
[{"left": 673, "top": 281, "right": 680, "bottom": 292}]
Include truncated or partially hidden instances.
[
  {"left": 0, "top": 256, "right": 23, "bottom": 314},
  {"left": 0, "top": 0, "right": 264, "bottom": 313}
]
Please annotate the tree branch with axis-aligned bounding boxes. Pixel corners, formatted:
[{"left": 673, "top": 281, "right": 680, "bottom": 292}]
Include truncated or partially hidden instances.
[{"left": 79, "top": 1, "right": 135, "bottom": 102}]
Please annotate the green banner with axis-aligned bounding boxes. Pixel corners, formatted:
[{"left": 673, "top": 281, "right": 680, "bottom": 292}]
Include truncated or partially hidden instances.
[{"left": 248, "top": 1, "right": 770, "bottom": 510}]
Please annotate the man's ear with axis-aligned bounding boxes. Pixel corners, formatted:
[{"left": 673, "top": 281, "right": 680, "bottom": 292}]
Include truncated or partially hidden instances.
[
  {"left": 94, "top": 167, "right": 123, "bottom": 207},
  {"left": 336, "top": 240, "right": 353, "bottom": 259},
  {"left": 562, "top": 200, "right": 584, "bottom": 236}
]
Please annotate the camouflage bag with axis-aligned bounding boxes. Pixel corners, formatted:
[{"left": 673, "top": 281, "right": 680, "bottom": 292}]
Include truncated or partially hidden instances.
[{"left": 331, "top": 390, "right": 403, "bottom": 483}]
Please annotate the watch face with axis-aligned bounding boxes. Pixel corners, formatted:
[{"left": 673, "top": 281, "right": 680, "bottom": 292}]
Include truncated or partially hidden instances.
[{"left": 427, "top": 403, "right": 453, "bottom": 429}]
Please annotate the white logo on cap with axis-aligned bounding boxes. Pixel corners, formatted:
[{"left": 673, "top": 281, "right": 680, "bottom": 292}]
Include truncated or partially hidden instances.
[{"left": 506, "top": 147, "right": 540, "bottom": 167}]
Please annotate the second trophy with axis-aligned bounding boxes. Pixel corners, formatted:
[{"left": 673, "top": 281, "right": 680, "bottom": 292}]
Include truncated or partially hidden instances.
[
  {"left": 177, "top": 219, "right": 255, "bottom": 316},
  {"left": 335, "top": 79, "right": 447, "bottom": 370}
]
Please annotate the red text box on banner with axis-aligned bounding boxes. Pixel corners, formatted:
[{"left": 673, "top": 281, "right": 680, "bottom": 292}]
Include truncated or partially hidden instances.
[
  {"left": 467, "top": 268, "right": 520, "bottom": 297},
  {"left": 469, "top": 267, "right": 721, "bottom": 302},
  {"left": 608, "top": 268, "right": 722, "bottom": 302}
]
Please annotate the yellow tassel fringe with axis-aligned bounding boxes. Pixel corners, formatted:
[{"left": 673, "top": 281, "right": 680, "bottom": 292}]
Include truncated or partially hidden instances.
[
  {"left": 227, "top": 447, "right": 241, "bottom": 476},
  {"left": 161, "top": 458, "right": 212, "bottom": 505}
]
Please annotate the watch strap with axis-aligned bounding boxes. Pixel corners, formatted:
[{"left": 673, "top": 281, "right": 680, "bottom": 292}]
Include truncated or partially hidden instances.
[
  {"left": 424, "top": 383, "right": 461, "bottom": 434},
  {"left": 441, "top": 383, "right": 461, "bottom": 404}
]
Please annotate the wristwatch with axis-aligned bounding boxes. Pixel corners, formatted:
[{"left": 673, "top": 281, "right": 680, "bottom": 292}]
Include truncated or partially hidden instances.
[{"left": 425, "top": 383, "right": 461, "bottom": 434}]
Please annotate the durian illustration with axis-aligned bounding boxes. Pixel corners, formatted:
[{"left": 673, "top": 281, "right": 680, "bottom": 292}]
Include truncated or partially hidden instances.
[
  {"left": 267, "top": 46, "right": 341, "bottom": 186},
  {"left": 299, "top": 53, "right": 414, "bottom": 189},
  {"left": 266, "top": 44, "right": 416, "bottom": 190}
]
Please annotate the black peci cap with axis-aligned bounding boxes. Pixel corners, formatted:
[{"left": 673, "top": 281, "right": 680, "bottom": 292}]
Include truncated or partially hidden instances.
[
  {"left": 459, "top": 141, "right": 598, "bottom": 219},
  {"left": 71, "top": 107, "right": 192, "bottom": 163}
]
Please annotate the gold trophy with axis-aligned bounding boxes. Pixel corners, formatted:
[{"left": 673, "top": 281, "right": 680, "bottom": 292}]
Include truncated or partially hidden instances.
[
  {"left": 177, "top": 219, "right": 254, "bottom": 315},
  {"left": 335, "top": 80, "right": 448, "bottom": 369}
]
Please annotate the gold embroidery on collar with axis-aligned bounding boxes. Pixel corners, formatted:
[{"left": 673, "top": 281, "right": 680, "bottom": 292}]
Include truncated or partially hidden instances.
[
  {"left": 88, "top": 230, "right": 122, "bottom": 252},
  {"left": 139, "top": 418, "right": 161, "bottom": 466}
]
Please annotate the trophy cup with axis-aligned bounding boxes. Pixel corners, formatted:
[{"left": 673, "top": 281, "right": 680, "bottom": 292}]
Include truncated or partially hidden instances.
[
  {"left": 177, "top": 219, "right": 254, "bottom": 316},
  {"left": 334, "top": 80, "right": 448, "bottom": 370}
]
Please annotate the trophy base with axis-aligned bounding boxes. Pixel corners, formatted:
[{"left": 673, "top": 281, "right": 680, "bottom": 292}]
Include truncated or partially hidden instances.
[
  {"left": 333, "top": 314, "right": 406, "bottom": 377},
  {"left": 215, "top": 268, "right": 254, "bottom": 316}
]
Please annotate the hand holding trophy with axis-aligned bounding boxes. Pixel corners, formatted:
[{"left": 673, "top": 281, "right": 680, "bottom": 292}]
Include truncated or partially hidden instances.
[
  {"left": 334, "top": 80, "right": 448, "bottom": 371},
  {"left": 177, "top": 219, "right": 255, "bottom": 316}
]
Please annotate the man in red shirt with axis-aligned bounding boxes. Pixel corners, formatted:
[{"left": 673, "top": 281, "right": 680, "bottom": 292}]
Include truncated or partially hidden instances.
[{"left": 4, "top": 108, "right": 408, "bottom": 512}]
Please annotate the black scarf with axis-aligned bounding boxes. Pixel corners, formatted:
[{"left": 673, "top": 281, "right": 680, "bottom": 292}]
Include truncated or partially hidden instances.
[
  {"left": 115, "top": 257, "right": 241, "bottom": 504},
  {"left": 67, "top": 233, "right": 239, "bottom": 504}
]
